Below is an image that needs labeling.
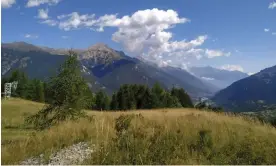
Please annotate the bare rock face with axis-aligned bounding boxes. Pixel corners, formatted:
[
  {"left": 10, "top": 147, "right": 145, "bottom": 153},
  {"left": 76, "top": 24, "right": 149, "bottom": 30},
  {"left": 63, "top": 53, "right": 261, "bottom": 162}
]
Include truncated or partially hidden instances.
[{"left": 79, "top": 43, "right": 121, "bottom": 66}]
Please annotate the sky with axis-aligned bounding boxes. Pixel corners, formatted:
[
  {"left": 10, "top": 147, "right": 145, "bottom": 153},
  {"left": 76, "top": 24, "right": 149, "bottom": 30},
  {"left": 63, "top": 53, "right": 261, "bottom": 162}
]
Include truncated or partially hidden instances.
[{"left": 1, "top": 0, "right": 276, "bottom": 74}]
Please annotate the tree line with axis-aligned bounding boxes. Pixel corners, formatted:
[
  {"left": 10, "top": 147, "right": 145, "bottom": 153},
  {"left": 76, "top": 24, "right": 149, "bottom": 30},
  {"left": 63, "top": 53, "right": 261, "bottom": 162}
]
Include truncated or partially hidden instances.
[
  {"left": 94, "top": 84, "right": 193, "bottom": 111},
  {"left": 2, "top": 70, "right": 45, "bottom": 102},
  {"left": 2, "top": 71, "right": 194, "bottom": 111}
]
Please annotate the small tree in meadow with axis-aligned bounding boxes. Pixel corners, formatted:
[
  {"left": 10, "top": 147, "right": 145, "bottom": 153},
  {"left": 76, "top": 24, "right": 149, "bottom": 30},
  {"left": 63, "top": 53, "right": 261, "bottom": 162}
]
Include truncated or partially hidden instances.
[{"left": 26, "top": 51, "right": 89, "bottom": 130}]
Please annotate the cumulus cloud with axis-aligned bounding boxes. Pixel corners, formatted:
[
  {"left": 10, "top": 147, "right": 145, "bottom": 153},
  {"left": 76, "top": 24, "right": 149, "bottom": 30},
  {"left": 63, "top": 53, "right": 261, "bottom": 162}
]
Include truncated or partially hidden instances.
[
  {"left": 264, "top": 28, "right": 270, "bottom": 32},
  {"left": 41, "top": 8, "right": 231, "bottom": 67},
  {"left": 58, "top": 12, "right": 96, "bottom": 31},
  {"left": 37, "top": 8, "right": 49, "bottom": 19},
  {"left": 220, "top": 65, "right": 244, "bottom": 72},
  {"left": 26, "top": 0, "right": 61, "bottom": 7},
  {"left": 2, "top": 0, "right": 16, "bottom": 8},
  {"left": 269, "top": 2, "right": 276, "bottom": 9},
  {"left": 24, "top": 34, "right": 39, "bottom": 38},
  {"left": 205, "top": 49, "right": 231, "bottom": 58}
]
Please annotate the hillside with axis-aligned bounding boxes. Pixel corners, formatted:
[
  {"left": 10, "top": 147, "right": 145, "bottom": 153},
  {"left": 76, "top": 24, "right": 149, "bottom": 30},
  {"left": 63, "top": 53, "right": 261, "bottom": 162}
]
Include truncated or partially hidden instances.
[
  {"left": 1, "top": 42, "right": 217, "bottom": 98},
  {"left": 1, "top": 43, "right": 67, "bottom": 79},
  {"left": 189, "top": 66, "right": 248, "bottom": 89},
  {"left": 213, "top": 65, "right": 276, "bottom": 112},
  {"left": 2, "top": 98, "right": 276, "bottom": 165}
]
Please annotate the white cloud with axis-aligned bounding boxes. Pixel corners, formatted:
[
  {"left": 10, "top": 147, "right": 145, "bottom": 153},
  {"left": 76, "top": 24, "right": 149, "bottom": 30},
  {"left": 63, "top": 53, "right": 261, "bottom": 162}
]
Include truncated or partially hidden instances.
[
  {"left": 201, "top": 77, "right": 215, "bottom": 81},
  {"left": 41, "top": 19, "right": 57, "bottom": 26},
  {"left": 24, "top": 34, "right": 39, "bottom": 38},
  {"left": 205, "top": 49, "right": 231, "bottom": 58},
  {"left": 2, "top": 0, "right": 16, "bottom": 8},
  {"left": 264, "top": 28, "right": 270, "bottom": 32},
  {"left": 42, "top": 8, "right": 230, "bottom": 67},
  {"left": 220, "top": 65, "right": 244, "bottom": 72},
  {"left": 26, "top": 0, "right": 61, "bottom": 7},
  {"left": 58, "top": 12, "right": 96, "bottom": 31},
  {"left": 37, "top": 8, "right": 49, "bottom": 19},
  {"left": 272, "top": 32, "right": 276, "bottom": 35},
  {"left": 269, "top": 2, "right": 276, "bottom": 9}
]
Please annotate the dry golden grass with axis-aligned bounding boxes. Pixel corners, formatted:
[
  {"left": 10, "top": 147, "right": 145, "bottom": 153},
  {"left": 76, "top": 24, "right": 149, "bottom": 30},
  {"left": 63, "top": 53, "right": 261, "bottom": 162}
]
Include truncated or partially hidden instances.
[{"left": 2, "top": 98, "right": 276, "bottom": 164}]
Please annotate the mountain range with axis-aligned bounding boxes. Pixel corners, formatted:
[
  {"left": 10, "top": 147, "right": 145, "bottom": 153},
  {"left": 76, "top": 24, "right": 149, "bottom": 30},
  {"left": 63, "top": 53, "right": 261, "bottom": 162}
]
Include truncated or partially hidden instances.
[
  {"left": 213, "top": 65, "right": 276, "bottom": 112},
  {"left": 2, "top": 42, "right": 219, "bottom": 100},
  {"left": 189, "top": 66, "right": 249, "bottom": 89},
  {"left": 2, "top": 42, "right": 275, "bottom": 111}
]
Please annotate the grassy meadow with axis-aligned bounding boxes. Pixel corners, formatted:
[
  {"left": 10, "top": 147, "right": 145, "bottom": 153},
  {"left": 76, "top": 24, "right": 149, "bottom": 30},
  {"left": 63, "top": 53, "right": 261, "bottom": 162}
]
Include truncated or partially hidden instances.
[{"left": 2, "top": 98, "right": 276, "bottom": 164}]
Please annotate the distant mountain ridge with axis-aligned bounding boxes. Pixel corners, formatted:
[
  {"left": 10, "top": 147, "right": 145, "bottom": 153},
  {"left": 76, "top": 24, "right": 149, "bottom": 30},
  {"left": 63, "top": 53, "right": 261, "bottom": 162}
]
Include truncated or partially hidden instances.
[
  {"left": 212, "top": 65, "right": 276, "bottom": 112},
  {"left": 2, "top": 41, "right": 218, "bottom": 99},
  {"left": 189, "top": 66, "right": 249, "bottom": 89}
]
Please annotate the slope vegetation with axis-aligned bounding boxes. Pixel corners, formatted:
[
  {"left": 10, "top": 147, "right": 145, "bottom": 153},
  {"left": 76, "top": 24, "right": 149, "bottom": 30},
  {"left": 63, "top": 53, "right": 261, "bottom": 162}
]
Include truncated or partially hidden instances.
[
  {"left": 2, "top": 98, "right": 276, "bottom": 164},
  {"left": 213, "top": 65, "right": 276, "bottom": 112}
]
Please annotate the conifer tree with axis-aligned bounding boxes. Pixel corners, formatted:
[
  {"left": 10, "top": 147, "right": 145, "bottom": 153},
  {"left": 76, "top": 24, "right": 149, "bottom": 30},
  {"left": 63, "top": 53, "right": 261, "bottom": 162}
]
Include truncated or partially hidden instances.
[
  {"left": 35, "top": 80, "right": 45, "bottom": 102},
  {"left": 16, "top": 72, "right": 29, "bottom": 98},
  {"left": 151, "top": 82, "right": 165, "bottom": 108},
  {"left": 26, "top": 51, "right": 89, "bottom": 130},
  {"left": 171, "top": 87, "right": 193, "bottom": 108},
  {"left": 110, "top": 93, "right": 118, "bottom": 110},
  {"left": 95, "top": 90, "right": 109, "bottom": 110}
]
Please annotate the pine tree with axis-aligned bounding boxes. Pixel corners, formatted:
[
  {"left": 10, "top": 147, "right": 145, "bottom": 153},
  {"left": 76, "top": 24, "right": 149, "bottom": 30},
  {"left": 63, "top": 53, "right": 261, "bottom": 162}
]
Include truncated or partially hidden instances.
[
  {"left": 16, "top": 72, "right": 29, "bottom": 99},
  {"left": 9, "top": 70, "right": 21, "bottom": 82},
  {"left": 110, "top": 93, "right": 118, "bottom": 110},
  {"left": 95, "top": 90, "right": 109, "bottom": 111},
  {"left": 35, "top": 80, "right": 45, "bottom": 102},
  {"left": 83, "top": 90, "right": 95, "bottom": 110},
  {"left": 151, "top": 82, "right": 165, "bottom": 108},
  {"left": 162, "top": 92, "right": 181, "bottom": 108},
  {"left": 26, "top": 79, "right": 36, "bottom": 100},
  {"left": 117, "top": 85, "right": 128, "bottom": 110},
  {"left": 171, "top": 87, "right": 193, "bottom": 108},
  {"left": 127, "top": 85, "right": 136, "bottom": 110},
  {"left": 142, "top": 86, "right": 153, "bottom": 109},
  {"left": 103, "top": 94, "right": 110, "bottom": 110},
  {"left": 134, "top": 85, "right": 145, "bottom": 109},
  {"left": 26, "top": 51, "right": 89, "bottom": 129}
]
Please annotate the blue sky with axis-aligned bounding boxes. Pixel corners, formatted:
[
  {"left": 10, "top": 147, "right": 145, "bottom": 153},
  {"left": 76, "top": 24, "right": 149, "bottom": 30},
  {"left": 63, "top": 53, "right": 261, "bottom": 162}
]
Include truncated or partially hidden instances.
[{"left": 2, "top": 0, "right": 276, "bottom": 74}]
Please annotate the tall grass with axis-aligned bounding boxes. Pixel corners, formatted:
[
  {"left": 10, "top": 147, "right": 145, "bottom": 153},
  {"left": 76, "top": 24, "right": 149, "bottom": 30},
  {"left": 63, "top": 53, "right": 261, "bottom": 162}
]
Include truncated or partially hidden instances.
[
  {"left": 2, "top": 99, "right": 276, "bottom": 164},
  {"left": 1, "top": 117, "right": 113, "bottom": 164},
  {"left": 84, "top": 110, "right": 276, "bottom": 165}
]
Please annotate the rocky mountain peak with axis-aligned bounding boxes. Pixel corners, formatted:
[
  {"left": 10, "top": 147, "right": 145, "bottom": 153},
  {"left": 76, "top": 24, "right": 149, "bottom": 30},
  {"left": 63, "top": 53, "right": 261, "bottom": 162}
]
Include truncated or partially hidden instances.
[
  {"left": 88, "top": 43, "right": 110, "bottom": 51},
  {"left": 79, "top": 43, "right": 122, "bottom": 65}
]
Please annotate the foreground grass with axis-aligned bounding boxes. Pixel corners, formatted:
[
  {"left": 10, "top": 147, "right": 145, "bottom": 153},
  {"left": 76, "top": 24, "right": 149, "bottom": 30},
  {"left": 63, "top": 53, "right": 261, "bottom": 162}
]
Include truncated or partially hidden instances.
[
  {"left": 2, "top": 98, "right": 276, "bottom": 164},
  {"left": 1, "top": 98, "right": 44, "bottom": 143}
]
